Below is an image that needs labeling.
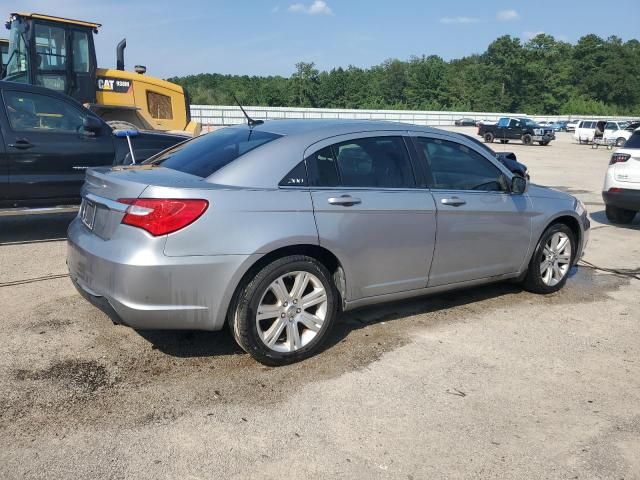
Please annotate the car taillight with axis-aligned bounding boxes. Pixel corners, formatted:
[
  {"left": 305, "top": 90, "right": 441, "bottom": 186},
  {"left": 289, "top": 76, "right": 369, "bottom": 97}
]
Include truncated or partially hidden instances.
[
  {"left": 608, "top": 188, "right": 622, "bottom": 193},
  {"left": 118, "top": 198, "right": 208, "bottom": 236},
  {"left": 609, "top": 153, "right": 630, "bottom": 165}
]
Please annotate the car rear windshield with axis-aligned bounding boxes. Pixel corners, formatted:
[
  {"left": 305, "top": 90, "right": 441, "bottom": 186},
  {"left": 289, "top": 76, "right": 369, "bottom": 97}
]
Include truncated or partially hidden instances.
[
  {"left": 624, "top": 132, "right": 640, "bottom": 149},
  {"left": 145, "top": 128, "right": 282, "bottom": 178}
]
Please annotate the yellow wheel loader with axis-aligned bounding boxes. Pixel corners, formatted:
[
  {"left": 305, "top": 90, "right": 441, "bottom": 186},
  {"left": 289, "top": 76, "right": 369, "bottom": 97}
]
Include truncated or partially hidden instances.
[{"left": 2, "top": 13, "right": 200, "bottom": 136}]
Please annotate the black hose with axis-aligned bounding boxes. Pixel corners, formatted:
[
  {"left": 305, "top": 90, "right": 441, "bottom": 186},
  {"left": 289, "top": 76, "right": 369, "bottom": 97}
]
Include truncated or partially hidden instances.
[
  {"left": 0, "top": 273, "right": 70, "bottom": 288},
  {"left": 578, "top": 260, "right": 640, "bottom": 280}
]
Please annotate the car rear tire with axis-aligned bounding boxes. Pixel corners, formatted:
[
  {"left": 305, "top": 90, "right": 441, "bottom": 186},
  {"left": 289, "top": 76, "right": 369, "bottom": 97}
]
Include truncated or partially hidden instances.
[
  {"left": 616, "top": 137, "right": 626, "bottom": 147},
  {"left": 605, "top": 205, "right": 636, "bottom": 224},
  {"left": 522, "top": 223, "right": 575, "bottom": 294},
  {"left": 230, "top": 255, "right": 338, "bottom": 366},
  {"left": 484, "top": 132, "right": 495, "bottom": 143},
  {"left": 522, "top": 134, "right": 533, "bottom": 146}
]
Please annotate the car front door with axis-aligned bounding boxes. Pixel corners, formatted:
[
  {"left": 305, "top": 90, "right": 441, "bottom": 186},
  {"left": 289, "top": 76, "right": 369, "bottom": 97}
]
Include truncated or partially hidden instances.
[
  {"left": 307, "top": 133, "right": 437, "bottom": 300},
  {"left": 413, "top": 133, "right": 532, "bottom": 287},
  {"left": 508, "top": 119, "right": 523, "bottom": 140},
  {"left": 1, "top": 89, "right": 115, "bottom": 202},
  {"left": 0, "top": 125, "right": 7, "bottom": 201}
]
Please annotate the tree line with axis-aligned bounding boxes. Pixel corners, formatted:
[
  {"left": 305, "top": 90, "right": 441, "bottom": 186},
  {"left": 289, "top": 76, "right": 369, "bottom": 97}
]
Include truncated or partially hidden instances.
[{"left": 169, "top": 34, "right": 640, "bottom": 116}]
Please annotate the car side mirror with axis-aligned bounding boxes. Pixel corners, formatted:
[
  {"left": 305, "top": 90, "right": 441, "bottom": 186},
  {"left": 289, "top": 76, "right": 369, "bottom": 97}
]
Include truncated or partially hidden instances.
[
  {"left": 83, "top": 116, "right": 103, "bottom": 134},
  {"left": 511, "top": 175, "right": 528, "bottom": 195}
]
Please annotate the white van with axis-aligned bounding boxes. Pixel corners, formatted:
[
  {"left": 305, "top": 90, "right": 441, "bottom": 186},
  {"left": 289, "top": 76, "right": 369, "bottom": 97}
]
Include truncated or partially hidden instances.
[{"left": 574, "top": 120, "right": 606, "bottom": 144}]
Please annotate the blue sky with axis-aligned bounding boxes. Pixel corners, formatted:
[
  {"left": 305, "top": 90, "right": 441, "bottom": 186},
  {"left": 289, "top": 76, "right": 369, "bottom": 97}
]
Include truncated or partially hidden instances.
[{"left": 5, "top": 0, "right": 640, "bottom": 78}]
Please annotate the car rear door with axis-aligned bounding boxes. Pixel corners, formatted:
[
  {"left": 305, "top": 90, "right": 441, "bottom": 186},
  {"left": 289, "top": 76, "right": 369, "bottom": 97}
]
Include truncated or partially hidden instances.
[
  {"left": 307, "top": 132, "right": 437, "bottom": 301},
  {"left": 1, "top": 89, "right": 115, "bottom": 202},
  {"left": 412, "top": 132, "right": 531, "bottom": 286}
]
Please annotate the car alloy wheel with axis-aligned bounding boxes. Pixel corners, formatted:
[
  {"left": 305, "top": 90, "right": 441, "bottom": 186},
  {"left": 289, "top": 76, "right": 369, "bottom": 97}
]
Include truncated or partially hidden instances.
[
  {"left": 255, "top": 271, "right": 328, "bottom": 353},
  {"left": 539, "top": 232, "right": 572, "bottom": 287},
  {"left": 230, "top": 255, "right": 338, "bottom": 365}
]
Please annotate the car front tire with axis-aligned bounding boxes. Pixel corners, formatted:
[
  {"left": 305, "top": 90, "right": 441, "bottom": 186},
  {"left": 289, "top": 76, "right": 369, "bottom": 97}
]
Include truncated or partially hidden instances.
[
  {"left": 230, "top": 255, "right": 338, "bottom": 366},
  {"left": 605, "top": 205, "right": 636, "bottom": 224},
  {"left": 522, "top": 134, "right": 533, "bottom": 145},
  {"left": 522, "top": 223, "right": 576, "bottom": 294}
]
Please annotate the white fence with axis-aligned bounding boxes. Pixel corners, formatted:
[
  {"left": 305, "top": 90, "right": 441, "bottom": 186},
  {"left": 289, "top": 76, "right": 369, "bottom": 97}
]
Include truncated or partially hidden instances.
[{"left": 190, "top": 105, "right": 638, "bottom": 129}]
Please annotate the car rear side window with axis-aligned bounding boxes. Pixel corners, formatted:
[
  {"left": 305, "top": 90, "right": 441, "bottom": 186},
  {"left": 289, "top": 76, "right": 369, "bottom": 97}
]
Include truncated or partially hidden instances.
[
  {"left": 146, "top": 128, "right": 282, "bottom": 178},
  {"left": 308, "top": 137, "right": 416, "bottom": 188},
  {"left": 624, "top": 132, "right": 640, "bottom": 149},
  {"left": 279, "top": 161, "right": 308, "bottom": 187}
]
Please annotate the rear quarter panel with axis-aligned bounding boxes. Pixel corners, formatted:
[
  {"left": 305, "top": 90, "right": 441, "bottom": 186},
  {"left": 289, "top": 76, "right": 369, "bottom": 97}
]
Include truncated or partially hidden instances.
[{"left": 161, "top": 187, "right": 319, "bottom": 257}]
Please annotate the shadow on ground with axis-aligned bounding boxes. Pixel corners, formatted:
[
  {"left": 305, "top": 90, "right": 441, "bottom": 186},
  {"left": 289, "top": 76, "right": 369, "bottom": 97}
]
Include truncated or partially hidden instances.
[
  {"left": 0, "top": 212, "right": 77, "bottom": 244},
  {"left": 137, "top": 280, "right": 525, "bottom": 360},
  {"left": 590, "top": 210, "right": 640, "bottom": 230}
]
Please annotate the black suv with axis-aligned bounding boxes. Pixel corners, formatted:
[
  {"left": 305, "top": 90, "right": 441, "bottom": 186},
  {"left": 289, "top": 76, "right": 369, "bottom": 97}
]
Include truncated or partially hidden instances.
[{"left": 0, "top": 81, "right": 189, "bottom": 208}]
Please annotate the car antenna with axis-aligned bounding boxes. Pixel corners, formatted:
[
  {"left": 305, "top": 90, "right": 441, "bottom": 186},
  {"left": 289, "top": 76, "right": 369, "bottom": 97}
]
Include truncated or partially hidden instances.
[{"left": 232, "top": 94, "right": 264, "bottom": 127}]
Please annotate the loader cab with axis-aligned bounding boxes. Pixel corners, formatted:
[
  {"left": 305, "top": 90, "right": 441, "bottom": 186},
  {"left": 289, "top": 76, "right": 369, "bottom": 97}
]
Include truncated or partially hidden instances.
[
  {"left": 0, "top": 39, "right": 8, "bottom": 76},
  {"left": 3, "top": 13, "right": 98, "bottom": 104}
]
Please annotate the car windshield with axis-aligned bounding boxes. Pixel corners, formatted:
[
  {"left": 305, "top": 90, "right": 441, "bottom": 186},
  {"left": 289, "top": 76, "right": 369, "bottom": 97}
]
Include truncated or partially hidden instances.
[
  {"left": 145, "top": 127, "right": 282, "bottom": 178},
  {"left": 624, "top": 132, "right": 640, "bottom": 149}
]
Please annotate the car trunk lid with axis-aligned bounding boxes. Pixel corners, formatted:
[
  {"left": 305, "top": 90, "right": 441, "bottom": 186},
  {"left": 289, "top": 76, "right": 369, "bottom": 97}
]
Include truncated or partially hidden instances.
[{"left": 80, "top": 166, "right": 205, "bottom": 239}]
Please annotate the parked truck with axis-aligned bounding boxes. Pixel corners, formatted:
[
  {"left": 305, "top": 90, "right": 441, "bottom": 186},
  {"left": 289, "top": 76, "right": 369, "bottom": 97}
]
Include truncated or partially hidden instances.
[
  {"left": 478, "top": 117, "right": 555, "bottom": 146},
  {"left": 0, "top": 81, "right": 188, "bottom": 209}
]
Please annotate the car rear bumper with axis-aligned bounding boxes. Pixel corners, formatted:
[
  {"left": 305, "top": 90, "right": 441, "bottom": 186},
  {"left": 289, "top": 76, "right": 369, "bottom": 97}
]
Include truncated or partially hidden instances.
[
  {"left": 603, "top": 189, "right": 640, "bottom": 211},
  {"left": 67, "top": 217, "right": 256, "bottom": 331}
]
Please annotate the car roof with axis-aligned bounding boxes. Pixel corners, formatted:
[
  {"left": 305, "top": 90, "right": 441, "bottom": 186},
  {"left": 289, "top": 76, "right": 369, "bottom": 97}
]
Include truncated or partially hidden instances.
[
  {"left": 231, "top": 118, "right": 440, "bottom": 139},
  {"left": 209, "top": 119, "right": 511, "bottom": 189}
]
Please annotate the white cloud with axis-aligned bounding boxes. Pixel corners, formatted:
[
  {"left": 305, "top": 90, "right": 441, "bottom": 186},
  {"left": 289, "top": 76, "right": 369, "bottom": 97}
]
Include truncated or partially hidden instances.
[
  {"left": 288, "top": 1, "right": 333, "bottom": 15},
  {"left": 497, "top": 9, "right": 520, "bottom": 21},
  {"left": 439, "top": 16, "right": 480, "bottom": 24}
]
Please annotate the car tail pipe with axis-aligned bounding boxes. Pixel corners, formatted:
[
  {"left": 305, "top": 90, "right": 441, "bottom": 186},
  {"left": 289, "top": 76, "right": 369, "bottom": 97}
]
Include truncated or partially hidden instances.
[{"left": 116, "top": 39, "right": 126, "bottom": 71}]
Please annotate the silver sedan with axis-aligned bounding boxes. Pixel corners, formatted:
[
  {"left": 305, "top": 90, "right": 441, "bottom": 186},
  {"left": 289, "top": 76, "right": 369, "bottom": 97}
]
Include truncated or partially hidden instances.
[{"left": 67, "top": 120, "right": 590, "bottom": 365}]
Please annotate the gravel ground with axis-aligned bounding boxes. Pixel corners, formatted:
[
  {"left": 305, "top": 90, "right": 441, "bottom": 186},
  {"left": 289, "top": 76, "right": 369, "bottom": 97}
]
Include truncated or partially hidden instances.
[{"left": 0, "top": 130, "right": 638, "bottom": 479}]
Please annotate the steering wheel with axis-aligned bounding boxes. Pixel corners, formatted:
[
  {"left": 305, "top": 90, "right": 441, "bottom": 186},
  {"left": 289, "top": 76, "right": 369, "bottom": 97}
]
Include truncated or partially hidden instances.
[{"left": 471, "top": 181, "right": 500, "bottom": 191}]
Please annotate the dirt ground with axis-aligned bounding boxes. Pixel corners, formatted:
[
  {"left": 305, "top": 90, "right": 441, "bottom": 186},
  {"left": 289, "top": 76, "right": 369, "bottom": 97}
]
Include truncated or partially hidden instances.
[{"left": 0, "top": 130, "right": 638, "bottom": 479}]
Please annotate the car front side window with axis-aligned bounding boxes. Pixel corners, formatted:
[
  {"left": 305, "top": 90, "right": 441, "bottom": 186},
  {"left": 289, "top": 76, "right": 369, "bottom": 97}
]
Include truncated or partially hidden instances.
[
  {"left": 4, "top": 90, "right": 87, "bottom": 133},
  {"left": 417, "top": 137, "right": 507, "bottom": 192}
]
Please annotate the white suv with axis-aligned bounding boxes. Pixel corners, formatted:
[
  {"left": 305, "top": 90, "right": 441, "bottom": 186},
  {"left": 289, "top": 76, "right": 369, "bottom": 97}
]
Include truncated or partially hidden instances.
[
  {"left": 603, "top": 121, "right": 638, "bottom": 147},
  {"left": 603, "top": 129, "right": 640, "bottom": 224}
]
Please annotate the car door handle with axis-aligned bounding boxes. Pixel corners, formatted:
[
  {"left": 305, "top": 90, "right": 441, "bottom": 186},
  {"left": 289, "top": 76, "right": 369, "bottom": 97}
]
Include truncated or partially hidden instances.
[
  {"left": 328, "top": 195, "right": 361, "bottom": 206},
  {"left": 8, "top": 138, "right": 34, "bottom": 150},
  {"left": 441, "top": 197, "right": 466, "bottom": 207}
]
